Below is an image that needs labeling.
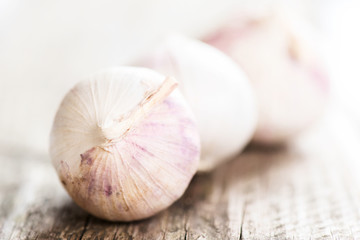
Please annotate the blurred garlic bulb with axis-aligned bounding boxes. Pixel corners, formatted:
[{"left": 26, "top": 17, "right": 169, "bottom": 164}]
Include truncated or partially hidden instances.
[
  {"left": 49, "top": 67, "right": 200, "bottom": 221},
  {"left": 204, "top": 13, "right": 330, "bottom": 144},
  {"left": 138, "top": 35, "right": 257, "bottom": 171}
]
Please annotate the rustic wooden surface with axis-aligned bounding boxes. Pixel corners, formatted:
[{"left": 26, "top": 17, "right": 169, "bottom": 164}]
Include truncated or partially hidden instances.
[{"left": 1, "top": 107, "right": 360, "bottom": 240}]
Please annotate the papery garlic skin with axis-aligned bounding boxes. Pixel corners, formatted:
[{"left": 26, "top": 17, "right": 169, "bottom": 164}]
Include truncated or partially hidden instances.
[
  {"left": 49, "top": 67, "right": 200, "bottom": 221},
  {"left": 204, "top": 13, "right": 330, "bottom": 144},
  {"left": 138, "top": 36, "right": 257, "bottom": 171}
]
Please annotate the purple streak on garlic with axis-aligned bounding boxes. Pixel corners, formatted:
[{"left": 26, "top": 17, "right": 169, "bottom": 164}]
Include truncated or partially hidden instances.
[
  {"left": 49, "top": 67, "right": 200, "bottom": 221},
  {"left": 204, "top": 13, "right": 330, "bottom": 144},
  {"left": 138, "top": 35, "right": 257, "bottom": 172}
]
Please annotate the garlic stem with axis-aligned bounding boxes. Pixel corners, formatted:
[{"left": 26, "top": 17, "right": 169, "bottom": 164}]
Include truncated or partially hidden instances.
[{"left": 100, "top": 77, "right": 178, "bottom": 143}]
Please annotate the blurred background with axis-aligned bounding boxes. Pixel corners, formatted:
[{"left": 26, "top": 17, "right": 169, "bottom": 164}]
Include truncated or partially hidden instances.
[{"left": 0, "top": 0, "right": 359, "bottom": 153}]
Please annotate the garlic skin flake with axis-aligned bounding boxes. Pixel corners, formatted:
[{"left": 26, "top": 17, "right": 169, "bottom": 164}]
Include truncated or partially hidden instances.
[
  {"left": 50, "top": 67, "right": 200, "bottom": 221},
  {"left": 204, "top": 13, "right": 330, "bottom": 144},
  {"left": 138, "top": 36, "right": 257, "bottom": 171}
]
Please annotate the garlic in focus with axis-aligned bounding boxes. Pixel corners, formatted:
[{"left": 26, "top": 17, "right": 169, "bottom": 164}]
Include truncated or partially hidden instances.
[
  {"left": 49, "top": 67, "right": 200, "bottom": 221},
  {"left": 204, "top": 13, "right": 330, "bottom": 144},
  {"left": 137, "top": 35, "right": 257, "bottom": 171}
]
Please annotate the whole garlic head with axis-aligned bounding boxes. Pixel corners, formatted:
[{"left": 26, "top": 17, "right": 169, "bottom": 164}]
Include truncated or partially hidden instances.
[
  {"left": 138, "top": 35, "right": 257, "bottom": 171},
  {"left": 204, "top": 13, "right": 330, "bottom": 144},
  {"left": 49, "top": 67, "right": 200, "bottom": 221}
]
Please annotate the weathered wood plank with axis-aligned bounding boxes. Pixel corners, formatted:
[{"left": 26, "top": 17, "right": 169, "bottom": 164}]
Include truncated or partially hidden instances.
[
  {"left": 1, "top": 109, "right": 360, "bottom": 239},
  {"left": 0, "top": 149, "right": 88, "bottom": 240}
]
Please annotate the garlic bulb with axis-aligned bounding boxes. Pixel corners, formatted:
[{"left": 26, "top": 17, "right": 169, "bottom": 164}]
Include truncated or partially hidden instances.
[
  {"left": 49, "top": 67, "right": 200, "bottom": 221},
  {"left": 204, "top": 13, "right": 330, "bottom": 144},
  {"left": 138, "top": 35, "right": 257, "bottom": 171}
]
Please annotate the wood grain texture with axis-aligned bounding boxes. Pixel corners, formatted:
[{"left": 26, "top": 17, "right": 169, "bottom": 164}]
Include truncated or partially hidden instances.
[{"left": 1, "top": 108, "right": 360, "bottom": 240}]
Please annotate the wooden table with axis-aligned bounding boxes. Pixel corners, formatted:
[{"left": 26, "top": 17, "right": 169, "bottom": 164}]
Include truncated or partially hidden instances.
[{"left": 1, "top": 107, "right": 360, "bottom": 239}]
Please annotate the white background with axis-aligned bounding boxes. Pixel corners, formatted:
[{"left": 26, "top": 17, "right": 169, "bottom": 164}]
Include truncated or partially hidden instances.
[{"left": 0, "top": 0, "right": 359, "bottom": 153}]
